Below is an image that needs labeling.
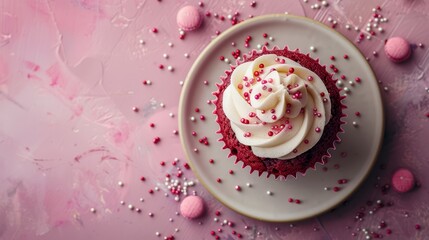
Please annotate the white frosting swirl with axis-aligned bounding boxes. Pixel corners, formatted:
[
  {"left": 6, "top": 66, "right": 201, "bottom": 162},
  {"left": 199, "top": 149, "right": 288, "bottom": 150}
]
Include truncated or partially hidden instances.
[{"left": 222, "top": 54, "right": 332, "bottom": 159}]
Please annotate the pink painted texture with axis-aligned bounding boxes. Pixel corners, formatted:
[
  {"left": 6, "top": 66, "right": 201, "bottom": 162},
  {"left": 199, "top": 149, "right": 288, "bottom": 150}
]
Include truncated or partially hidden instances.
[{"left": 0, "top": 0, "right": 428, "bottom": 240}]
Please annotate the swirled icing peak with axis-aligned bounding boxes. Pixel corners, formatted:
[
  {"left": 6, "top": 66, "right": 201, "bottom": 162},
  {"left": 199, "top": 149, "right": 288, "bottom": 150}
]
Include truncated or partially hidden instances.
[{"left": 222, "top": 54, "right": 332, "bottom": 159}]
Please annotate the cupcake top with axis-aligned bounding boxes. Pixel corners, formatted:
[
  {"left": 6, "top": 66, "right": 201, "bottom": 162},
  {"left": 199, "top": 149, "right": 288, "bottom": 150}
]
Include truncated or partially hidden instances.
[{"left": 222, "top": 54, "right": 332, "bottom": 159}]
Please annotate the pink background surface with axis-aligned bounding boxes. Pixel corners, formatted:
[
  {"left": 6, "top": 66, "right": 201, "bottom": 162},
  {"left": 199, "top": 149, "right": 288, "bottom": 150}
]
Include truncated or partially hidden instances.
[{"left": 1, "top": 0, "right": 428, "bottom": 239}]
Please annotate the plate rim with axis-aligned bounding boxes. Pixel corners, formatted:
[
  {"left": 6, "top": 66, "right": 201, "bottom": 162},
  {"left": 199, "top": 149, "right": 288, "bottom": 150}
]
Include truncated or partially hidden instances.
[{"left": 178, "top": 14, "right": 385, "bottom": 222}]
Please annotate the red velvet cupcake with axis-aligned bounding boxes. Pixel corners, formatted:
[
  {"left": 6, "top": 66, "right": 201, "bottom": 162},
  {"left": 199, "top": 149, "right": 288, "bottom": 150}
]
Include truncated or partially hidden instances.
[{"left": 213, "top": 46, "right": 345, "bottom": 179}]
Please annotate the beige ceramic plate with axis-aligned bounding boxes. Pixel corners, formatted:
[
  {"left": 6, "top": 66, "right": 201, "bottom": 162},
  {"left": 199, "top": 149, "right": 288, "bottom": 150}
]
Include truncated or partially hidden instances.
[{"left": 179, "top": 14, "right": 383, "bottom": 222}]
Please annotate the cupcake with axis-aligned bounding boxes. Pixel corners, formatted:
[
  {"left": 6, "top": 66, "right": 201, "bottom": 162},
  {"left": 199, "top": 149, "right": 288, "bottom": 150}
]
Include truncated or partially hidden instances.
[{"left": 213, "top": 46, "right": 345, "bottom": 179}]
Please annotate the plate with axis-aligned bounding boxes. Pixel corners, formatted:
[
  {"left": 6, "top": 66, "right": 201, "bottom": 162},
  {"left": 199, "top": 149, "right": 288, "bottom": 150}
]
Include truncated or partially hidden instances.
[{"left": 179, "top": 14, "right": 384, "bottom": 222}]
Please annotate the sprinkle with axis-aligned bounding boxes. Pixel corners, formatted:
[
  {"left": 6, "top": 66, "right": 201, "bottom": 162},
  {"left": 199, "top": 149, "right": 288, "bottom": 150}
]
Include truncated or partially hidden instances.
[
  {"left": 235, "top": 185, "right": 241, "bottom": 191},
  {"left": 266, "top": 191, "right": 272, "bottom": 195},
  {"left": 310, "top": 46, "right": 316, "bottom": 52},
  {"left": 90, "top": 208, "right": 96, "bottom": 213},
  {"left": 118, "top": 181, "right": 124, "bottom": 187}
]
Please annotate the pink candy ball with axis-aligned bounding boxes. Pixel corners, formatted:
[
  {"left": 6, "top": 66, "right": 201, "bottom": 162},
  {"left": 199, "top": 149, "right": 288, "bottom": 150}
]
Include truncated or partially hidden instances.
[
  {"left": 180, "top": 195, "right": 205, "bottom": 219},
  {"left": 384, "top": 37, "right": 411, "bottom": 63},
  {"left": 392, "top": 168, "right": 415, "bottom": 193},
  {"left": 177, "top": 5, "right": 203, "bottom": 32}
]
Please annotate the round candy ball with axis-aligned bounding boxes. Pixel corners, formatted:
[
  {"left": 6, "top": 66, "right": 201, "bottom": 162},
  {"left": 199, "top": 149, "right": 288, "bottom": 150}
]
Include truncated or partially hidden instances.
[
  {"left": 176, "top": 5, "right": 203, "bottom": 32},
  {"left": 180, "top": 195, "right": 205, "bottom": 219},
  {"left": 392, "top": 168, "right": 415, "bottom": 193},
  {"left": 384, "top": 37, "right": 411, "bottom": 63}
]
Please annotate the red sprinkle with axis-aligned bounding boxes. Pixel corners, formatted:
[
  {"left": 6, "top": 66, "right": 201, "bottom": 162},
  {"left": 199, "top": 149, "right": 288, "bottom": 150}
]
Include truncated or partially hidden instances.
[
  {"left": 216, "top": 178, "right": 222, "bottom": 183},
  {"left": 343, "top": 54, "right": 349, "bottom": 59},
  {"left": 355, "top": 111, "right": 361, "bottom": 117},
  {"left": 151, "top": 27, "right": 158, "bottom": 33},
  {"left": 153, "top": 137, "right": 161, "bottom": 144},
  {"left": 140, "top": 176, "right": 146, "bottom": 181}
]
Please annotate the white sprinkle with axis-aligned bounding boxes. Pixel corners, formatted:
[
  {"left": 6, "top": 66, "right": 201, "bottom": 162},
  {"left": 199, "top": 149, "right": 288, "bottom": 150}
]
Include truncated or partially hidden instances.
[
  {"left": 190, "top": 116, "right": 196, "bottom": 121},
  {"left": 378, "top": 27, "right": 384, "bottom": 32},
  {"left": 257, "top": 44, "right": 262, "bottom": 49},
  {"left": 179, "top": 30, "right": 185, "bottom": 35},
  {"left": 149, "top": 212, "right": 154, "bottom": 217},
  {"left": 128, "top": 204, "right": 134, "bottom": 210},
  {"left": 384, "top": 87, "right": 389, "bottom": 91},
  {"left": 179, "top": 81, "right": 184, "bottom": 86},
  {"left": 345, "top": 24, "right": 351, "bottom": 30},
  {"left": 246, "top": 183, "right": 252, "bottom": 187},
  {"left": 224, "top": 58, "right": 230, "bottom": 63},
  {"left": 310, "top": 46, "right": 316, "bottom": 52},
  {"left": 135, "top": 208, "right": 141, "bottom": 213},
  {"left": 367, "top": 35, "right": 371, "bottom": 40},
  {"left": 160, "top": 103, "right": 165, "bottom": 108},
  {"left": 156, "top": 232, "right": 160, "bottom": 236},
  {"left": 227, "top": 14, "right": 232, "bottom": 19},
  {"left": 269, "top": 36, "right": 274, "bottom": 41},
  {"left": 169, "top": 112, "right": 175, "bottom": 117},
  {"left": 327, "top": 17, "right": 333, "bottom": 22},
  {"left": 349, "top": 81, "right": 355, "bottom": 86},
  {"left": 120, "top": 200, "right": 125, "bottom": 205},
  {"left": 324, "top": 187, "right": 329, "bottom": 191},
  {"left": 303, "top": 0, "right": 308, "bottom": 2},
  {"left": 344, "top": 87, "right": 350, "bottom": 92},
  {"left": 352, "top": 121, "right": 358, "bottom": 127},
  {"left": 168, "top": 42, "right": 174, "bottom": 47},
  {"left": 214, "top": 217, "right": 219, "bottom": 222},
  {"left": 266, "top": 191, "right": 272, "bottom": 195},
  {"left": 354, "top": 26, "right": 359, "bottom": 31},
  {"left": 336, "top": 80, "right": 343, "bottom": 87},
  {"left": 146, "top": 80, "right": 152, "bottom": 85},
  {"left": 163, "top": 53, "right": 169, "bottom": 59},
  {"left": 167, "top": 65, "right": 174, "bottom": 71},
  {"left": 175, "top": 228, "right": 179, "bottom": 232},
  {"left": 321, "top": 1, "right": 328, "bottom": 7},
  {"left": 90, "top": 208, "right": 96, "bottom": 213},
  {"left": 118, "top": 181, "right": 124, "bottom": 187},
  {"left": 155, "top": 186, "right": 159, "bottom": 191},
  {"left": 184, "top": 53, "right": 189, "bottom": 58},
  {"left": 169, "top": 218, "right": 173, "bottom": 222},
  {"left": 139, "top": 39, "right": 145, "bottom": 44}
]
